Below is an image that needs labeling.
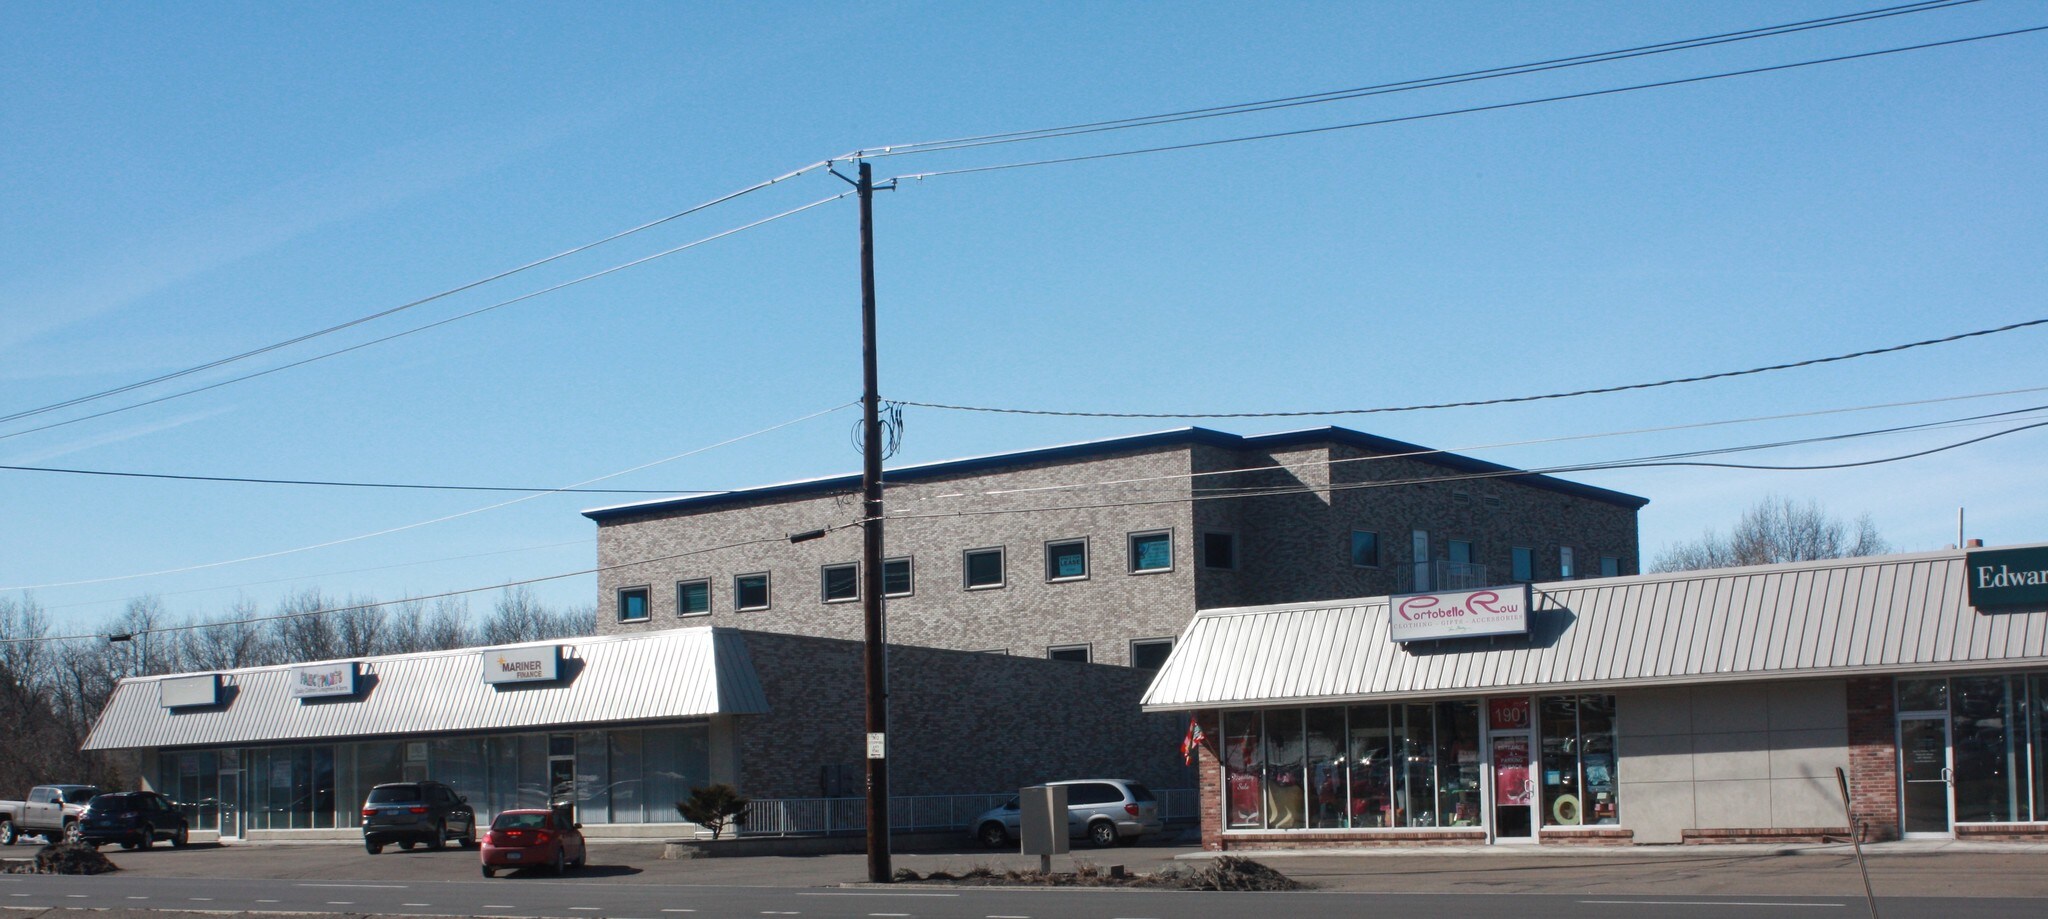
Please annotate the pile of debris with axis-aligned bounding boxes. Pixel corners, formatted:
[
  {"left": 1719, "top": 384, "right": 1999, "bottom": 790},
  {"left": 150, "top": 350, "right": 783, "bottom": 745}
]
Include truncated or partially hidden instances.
[
  {"left": 1, "top": 840, "right": 120, "bottom": 875},
  {"left": 891, "top": 856, "right": 1302, "bottom": 891}
]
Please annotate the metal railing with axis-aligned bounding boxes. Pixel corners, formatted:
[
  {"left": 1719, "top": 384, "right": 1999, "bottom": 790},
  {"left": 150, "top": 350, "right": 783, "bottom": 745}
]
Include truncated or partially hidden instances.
[
  {"left": 735, "top": 788, "right": 1198, "bottom": 838},
  {"left": 1406, "top": 561, "right": 1490, "bottom": 592}
]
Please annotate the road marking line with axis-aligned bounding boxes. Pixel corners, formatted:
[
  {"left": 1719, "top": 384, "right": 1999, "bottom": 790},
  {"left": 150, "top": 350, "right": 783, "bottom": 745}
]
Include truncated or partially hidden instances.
[
  {"left": 127, "top": 897, "right": 148, "bottom": 900},
  {"left": 1579, "top": 901, "right": 1845, "bottom": 909},
  {"left": 66, "top": 895, "right": 88, "bottom": 899},
  {"left": 256, "top": 899, "right": 279, "bottom": 903},
  {"left": 662, "top": 910, "right": 696, "bottom": 913},
  {"left": 988, "top": 915, "right": 1032, "bottom": 918},
  {"left": 10, "top": 894, "right": 31, "bottom": 898},
  {"left": 871, "top": 914, "right": 913, "bottom": 917},
  {"left": 404, "top": 904, "right": 432, "bottom": 907},
  {"left": 800, "top": 892, "right": 960, "bottom": 898},
  {"left": 328, "top": 901, "right": 355, "bottom": 906},
  {"left": 188, "top": 898, "right": 212, "bottom": 902},
  {"left": 483, "top": 906, "right": 518, "bottom": 910},
  {"left": 570, "top": 909, "right": 601, "bottom": 912},
  {"left": 300, "top": 883, "right": 409, "bottom": 889}
]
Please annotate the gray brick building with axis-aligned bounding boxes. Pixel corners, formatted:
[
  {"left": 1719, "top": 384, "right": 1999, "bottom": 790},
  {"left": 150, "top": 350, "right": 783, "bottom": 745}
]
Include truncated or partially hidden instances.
[{"left": 585, "top": 427, "right": 1646, "bottom": 666}]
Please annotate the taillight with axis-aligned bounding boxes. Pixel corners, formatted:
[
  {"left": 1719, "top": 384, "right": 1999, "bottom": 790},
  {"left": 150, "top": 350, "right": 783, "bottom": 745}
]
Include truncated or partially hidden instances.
[
  {"left": 361, "top": 808, "right": 376, "bottom": 817},
  {"left": 408, "top": 806, "right": 428, "bottom": 814},
  {"left": 532, "top": 830, "right": 553, "bottom": 845},
  {"left": 1125, "top": 803, "right": 1140, "bottom": 817}
]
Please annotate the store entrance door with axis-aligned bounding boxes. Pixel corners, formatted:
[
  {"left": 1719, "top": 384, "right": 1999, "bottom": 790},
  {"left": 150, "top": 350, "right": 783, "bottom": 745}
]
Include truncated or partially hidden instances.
[
  {"left": 217, "top": 771, "right": 240, "bottom": 840},
  {"left": 1486, "top": 697, "right": 1536, "bottom": 843},
  {"left": 548, "top": 734, "right": 577, "bottom": 824},
  {"left": 1899, "top": 715, "right": 1952, "bottom": 837}
]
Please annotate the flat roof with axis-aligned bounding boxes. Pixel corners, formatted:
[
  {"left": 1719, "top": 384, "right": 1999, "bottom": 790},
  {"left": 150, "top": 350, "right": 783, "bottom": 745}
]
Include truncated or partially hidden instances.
[{"left": 582, "top": 425, "right": 1649, "bottom": 522}]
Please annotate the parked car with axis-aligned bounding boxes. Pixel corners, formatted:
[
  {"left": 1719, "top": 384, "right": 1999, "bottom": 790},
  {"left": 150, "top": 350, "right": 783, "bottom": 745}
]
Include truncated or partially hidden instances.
[
  {"left": 971, "top": 778, "right": 1162, "bottom": 849},
  {"left": 0, "top": 785, "right": 102, "bottom": 845},
  {"left": 480, "top": 809, "right": 585, "bottom": 877},
  {"left": 77, "top": 791, "right": 189, "bottom": 850},
  {"left": 359, "top": 780, "right": 475, "bottom": 854}
]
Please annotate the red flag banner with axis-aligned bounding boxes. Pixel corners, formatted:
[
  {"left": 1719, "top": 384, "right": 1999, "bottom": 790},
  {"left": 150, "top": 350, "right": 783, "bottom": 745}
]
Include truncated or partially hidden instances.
[{"left": 1181, "top": 716, "right": 1208, "bottom": 766}]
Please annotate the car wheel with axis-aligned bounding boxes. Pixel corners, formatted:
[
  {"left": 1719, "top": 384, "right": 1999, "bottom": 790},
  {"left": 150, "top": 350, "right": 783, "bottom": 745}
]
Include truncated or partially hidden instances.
[
  {"left": 1087, "top": 819, "right": 1119, "bottom": 849},
  {"left": 481, "top": 865, "right": 495, "bottom": 879},
  {"left": 0, "top": 819, "right": 16, "bottom": 846},
  {"left": 552, "top": 846, "right": 566, "bottom": 875},
  {"left": 172, "top": 825, "right": 189, "bottom": 849},
  {"left": 571, "top": 844, "right": 585, "bottom": 868},
  {"left": 398, "top": 839, "right": 416, "bottom": 850},
  {"left": 427, "top": 822, "right": 446, "bottom": 850},
  {"left": 977, "top": 822, "right": 1009, "bottom": 849},
  {"left": 364, "top": 839, "right": 383, "bottom": 855},
  {"left": 120, "top": 841, "right": 138, "bottom": 851},
  {"left": 460, "top": 827, "right": 476, "bottom": 849},
  {"left": 137, "top": 825, "right": 154, "bottom": 850},
  {"left": 61, "top": 820, "right": 80, "bottom": 843}
]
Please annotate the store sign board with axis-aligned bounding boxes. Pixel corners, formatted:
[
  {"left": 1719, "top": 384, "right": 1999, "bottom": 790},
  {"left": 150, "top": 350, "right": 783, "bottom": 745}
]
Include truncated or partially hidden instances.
[
  {"left": 1966, "top": 546, "right": 2048, "bottom": 608},
  {"left": 483, "top": 645, "right": 561, "bottom": 684},
  {"left": 1389, "top": 584, "right": 1531, "bottom": 642},
  {"left": 289, "top": 661, "right": 358, "bottom": 699},
  {"left": 159, "top": 673, "right": 220, "bottom": 708}
]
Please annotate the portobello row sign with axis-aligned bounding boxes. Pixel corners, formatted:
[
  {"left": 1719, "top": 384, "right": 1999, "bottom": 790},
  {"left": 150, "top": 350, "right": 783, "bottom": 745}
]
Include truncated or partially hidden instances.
[{"left": 1966, "top": 546, "right": 2048, "bottom": 608}]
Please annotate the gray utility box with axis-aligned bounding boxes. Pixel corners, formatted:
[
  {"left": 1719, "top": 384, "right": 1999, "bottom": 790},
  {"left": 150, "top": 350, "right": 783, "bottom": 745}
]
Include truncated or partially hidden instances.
[{"left": 1019, "top": 784, "right": 1069, "bottom": 858}]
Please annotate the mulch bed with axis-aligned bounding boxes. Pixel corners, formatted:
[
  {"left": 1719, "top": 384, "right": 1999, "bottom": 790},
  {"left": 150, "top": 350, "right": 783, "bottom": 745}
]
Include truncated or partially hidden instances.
[
  {"left": 1, "top": 840, "right": 120, "bottom": 875},
  {"left": 891, "top": 855, "right": 1304, "bottom": 891}
]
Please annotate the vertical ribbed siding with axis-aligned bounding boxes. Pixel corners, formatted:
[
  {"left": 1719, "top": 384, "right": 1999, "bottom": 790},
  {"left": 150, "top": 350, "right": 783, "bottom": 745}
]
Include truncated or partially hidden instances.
[{"left": 1142, "top": 548, "right": 2048, "bottom": 710}]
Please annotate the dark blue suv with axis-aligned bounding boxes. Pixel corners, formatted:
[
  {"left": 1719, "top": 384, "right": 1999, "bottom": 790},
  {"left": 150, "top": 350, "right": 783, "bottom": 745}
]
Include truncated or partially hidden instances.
[{"left": 78, "top": 791, "right": 190, "bottom": 850}]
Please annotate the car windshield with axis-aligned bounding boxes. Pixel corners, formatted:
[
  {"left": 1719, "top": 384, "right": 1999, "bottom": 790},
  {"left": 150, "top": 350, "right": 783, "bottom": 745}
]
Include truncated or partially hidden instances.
[
  {"left": 366, "top": 785, "right": 422, "bottom": 804},
  {"left": 1126, "top": 783, "right": 1156, "bottom": 802},
  {"left": 60, "top": 788, "right": 102, "bottom": 804},
  {"left": 492, "top": 812, "right": 550, "bottom": 830}
]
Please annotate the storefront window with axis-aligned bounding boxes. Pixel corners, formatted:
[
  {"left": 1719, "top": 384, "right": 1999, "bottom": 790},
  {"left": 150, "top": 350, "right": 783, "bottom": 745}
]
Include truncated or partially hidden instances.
[
  {"left": 1398, "top": 704, "right": 1436, "bottom": 827},
  {"left": 1436, "top": 701, "right": 1480, "bottom": 827},
  {"left": 1898, "top": 677, "right": 1948, "bottom": 712},
  {"left": 1223, "top": 711, "right": 1264, "bottom": 829},
  {"left": 1540, "top": 694, "right": 1619, "bottom": 827},
  {"left": 1952, "top": 675, "right": 2023, "bottom": 823},
  {"left": 1347, "top": 705, "right": 1393, "bottom": 828},
  {"left": 1263, "top": 710, "right": 1306, "bottom": 829},
  {"left": 1305, "top": 709, "right": 1346, "bottom": 829}
]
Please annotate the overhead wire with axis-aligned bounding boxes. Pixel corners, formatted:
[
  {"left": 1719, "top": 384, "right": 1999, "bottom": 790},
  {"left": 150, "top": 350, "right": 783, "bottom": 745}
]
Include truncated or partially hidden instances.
[
  {"left": 0, "top": 400, "right": 859, "bottom": 592},
  {"left": 852, "top": 0, "right": 1979, "bottom": 159},
  {"left": 896, "top": 316, "right": 2048, "bottom": 419},
  {"left": 0, "top": 160, "right": 839, "bottom": 428},
  {"left": 883, "top": 26, "right": 2048, "bottom": 184},
  {"left": 0, "top": 192, "right": 855, "bottom": 443},
  {"left": 0, "top": 464, "right": 727, "bottom": 495}
]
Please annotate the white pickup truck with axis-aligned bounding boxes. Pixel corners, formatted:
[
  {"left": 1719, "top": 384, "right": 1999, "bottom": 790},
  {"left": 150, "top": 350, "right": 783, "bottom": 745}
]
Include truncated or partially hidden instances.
[{"left": 0, "top": 785, "right": 102, "bottom": 845}]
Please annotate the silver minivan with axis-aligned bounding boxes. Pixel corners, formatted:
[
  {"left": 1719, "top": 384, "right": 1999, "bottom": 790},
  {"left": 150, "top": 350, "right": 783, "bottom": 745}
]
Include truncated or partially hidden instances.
[{"left": 970, "top": 778, "right": 1161, "bottom": 848}]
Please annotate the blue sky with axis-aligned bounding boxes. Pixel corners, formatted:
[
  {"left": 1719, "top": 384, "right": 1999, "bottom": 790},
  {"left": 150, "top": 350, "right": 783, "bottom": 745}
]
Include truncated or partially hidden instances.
[{"left": 4, "top": 1, "right": 2045, "bottom": 635}]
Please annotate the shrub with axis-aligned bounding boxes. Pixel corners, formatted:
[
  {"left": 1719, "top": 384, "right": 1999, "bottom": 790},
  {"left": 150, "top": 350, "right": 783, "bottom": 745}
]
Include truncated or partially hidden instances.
[{"left": 675, "top": 783, "right": 750, "bottom": 840}]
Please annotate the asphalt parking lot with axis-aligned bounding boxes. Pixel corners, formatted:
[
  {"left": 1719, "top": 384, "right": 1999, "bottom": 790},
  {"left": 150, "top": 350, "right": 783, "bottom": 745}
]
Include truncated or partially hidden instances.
[{"left": 18, "top": 837, "right": 2048, "bottom": 898}]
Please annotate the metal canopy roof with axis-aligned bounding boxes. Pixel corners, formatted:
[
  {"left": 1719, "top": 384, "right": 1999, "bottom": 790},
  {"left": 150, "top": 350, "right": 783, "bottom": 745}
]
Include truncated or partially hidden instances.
[
  {"left": 82, "top": 626, "right": 768, "bottom": 751},
  {"left": 1141, "top": 546, "right": 2048, "bottom": 711}
]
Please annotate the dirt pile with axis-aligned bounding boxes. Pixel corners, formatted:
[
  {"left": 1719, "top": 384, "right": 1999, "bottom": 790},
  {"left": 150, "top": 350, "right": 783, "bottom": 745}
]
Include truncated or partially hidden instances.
[
  {"left": 1, "top": 840, "right": 121, "bottom": 875},
  {"left": 890, "top": 856, "right": 1303, "bottom": 891}
]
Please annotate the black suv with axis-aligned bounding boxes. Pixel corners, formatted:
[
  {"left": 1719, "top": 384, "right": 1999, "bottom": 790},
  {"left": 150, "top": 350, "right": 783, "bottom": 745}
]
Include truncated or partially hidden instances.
[
  {"left": 360, "top": 781, "right": 475, "bottom": 854},
  {"left": 78, "top": 791, "right": 189, "bottom": 850}
]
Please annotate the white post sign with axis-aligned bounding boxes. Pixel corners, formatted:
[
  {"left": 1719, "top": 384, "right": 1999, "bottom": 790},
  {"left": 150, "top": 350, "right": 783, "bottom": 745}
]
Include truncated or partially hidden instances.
[
  {"left": 1389, "top": 584, "right": 1531, "bottom": 642},
  {"left": 482, "top": 645, "right": 561, "bottom": 684}
]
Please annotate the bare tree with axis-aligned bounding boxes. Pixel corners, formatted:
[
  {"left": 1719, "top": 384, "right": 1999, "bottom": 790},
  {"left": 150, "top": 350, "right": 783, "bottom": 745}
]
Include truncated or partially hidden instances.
[
  {"left": 183, "top": 599, "right": 276, "bottom": 671},
  {"left": 271, "top": 589, "right": 342, "bottom": 661},
  {"left": 480, "top": 587, "right": 590, "bottom": 644},
  {"left": 1653, "top": 495, "right": 1890, "bottom": 572},
  {"left": 333, "top": 594, "right": 387, "bottom": 658}
]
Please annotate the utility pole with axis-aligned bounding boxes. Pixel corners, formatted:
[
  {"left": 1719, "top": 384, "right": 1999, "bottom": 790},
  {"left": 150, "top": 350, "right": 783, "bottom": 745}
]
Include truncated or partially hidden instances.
[{"left": 854, "top": 160, "right": 892, "bottom": 883}]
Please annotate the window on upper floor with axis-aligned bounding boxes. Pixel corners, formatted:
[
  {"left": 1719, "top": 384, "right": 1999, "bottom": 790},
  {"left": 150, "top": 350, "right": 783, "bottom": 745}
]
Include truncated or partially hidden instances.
[
  {"left": 735, "top": 572, "right": 771, "bottom": 611},
  {"left": 1512, "top": 547, "right": 1534, "bottom": 583},
  {"left": 677, "top": 579, "right": 710, "bottom": 617},
  {"left": 617, "top": 586, "right": 650, "bottom": 623},
  {"left": 1448, "top": 540, "right": 1474, "bottom": 564},
  {"left": 1601, "top": 555, "right": 1621, "bottom": 578},
  {"left": 1048, "top": 644, "right": 1091, "bottom": 663},
  {"left": 1351, "top": 529, "right": 1380, "bottom": 568},
  {"left": 1559, "top": 547, "right": 1576, "bottom": 580},
  {"left": 1046, "top": 538, "right": 1089, "bottom": 581},
  {"left": 964, "top": 547, "right": 1005, "bottom": 589},
  {"left": 1129, "top": 530, "right": 1173, "bottom": 574},
  {"left": 822, "top": 563, "right": 858, "bottom": 603},
  {"left": 1202, "top": 531, "right": 1237, "bottom": 570},
  {"left": 1130, "top": 638, "right": 1174, "bottom": 670},
  {"left": 883, "top": 557, "right": 913, "bottom": 597}
]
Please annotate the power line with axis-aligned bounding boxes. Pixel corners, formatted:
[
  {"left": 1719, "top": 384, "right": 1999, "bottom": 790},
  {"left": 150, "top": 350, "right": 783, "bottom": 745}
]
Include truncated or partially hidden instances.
[
  {"left": 854, "top": 1, "right": 1978, "bottom": 159},
  {"left": 897, "top": 316, "right": 2048, "bottom": 419},
  {"left": 0, "top": 161, "right": 837, "bottom": 428},
  {"left": 0, "top": 464, "right": 727, "bottom": 495},
  {"left": 0, "top": 193, "right": 855, "bottom": 444},
  {"left": 884, "top": 26, "right": 2046, "bottom": 183},
  {"left": 0, "top": 400, "right": 858, "bottom": 592}
]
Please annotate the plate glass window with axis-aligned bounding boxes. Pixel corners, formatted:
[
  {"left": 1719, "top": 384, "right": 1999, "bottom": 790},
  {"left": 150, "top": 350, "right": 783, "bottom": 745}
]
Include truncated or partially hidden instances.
[
  {"left": 964, "top": 548, "right": 1005, "bottom": 589},
  {"left": 1351, "top": 530, "right": 1379, "bottom": 567},
  {"left": 1203, "top": 531, "right": 1237, "bottom": 570},
  {"left": 822, "top": 563, "right": 858, "bottom": 602},
  {"left": 617, "top": 587, "right": 650, "bottom": 623},
  {"left": 1129, "top": 531, "right": 1172, "bottom": 573},
  {"left": 1600, "top": 556, "right": 1621, "bottom": 577},
  {"left": 735, "top": 573, "right": 770, "bottom": 611},
  {"left": 1046, "top": 539, "right": 1088, "bottom": 581},
  {"left": 882, "top": 557, "right": 913, "bottom": 597},
  {"left": 1130, "top": 638, "right": 1173, "bottom": 670},
  {"left": 1048, "top": 645, "right": 1091, "bottom": 663},
  {"left": 676, "top": 579, "right": 710, "bottom": 617}
]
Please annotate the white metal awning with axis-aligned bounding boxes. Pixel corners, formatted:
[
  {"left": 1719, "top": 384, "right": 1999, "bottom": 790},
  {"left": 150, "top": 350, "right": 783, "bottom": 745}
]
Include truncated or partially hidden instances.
[
  {"left": 1141, "top": 546, "right": 2048, "bottom": 711},
  {"left": 83, "top": 626, "right": 768, "bottom": 751}
]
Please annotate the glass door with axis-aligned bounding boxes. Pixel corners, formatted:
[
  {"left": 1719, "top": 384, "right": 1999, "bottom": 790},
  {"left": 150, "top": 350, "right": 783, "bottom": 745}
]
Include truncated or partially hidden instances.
[
  {"left": 217, "top": 771, "right": 240, "bottom": 839},
  {"left": 1899, "top": 715, "right": 1953, "bottom": 837},
  {"left": 548, "top": 734, "right": 577, "bottom": 824},
  {"left": 1486, "top": 697, "right": 1536, "bottom": 843}
]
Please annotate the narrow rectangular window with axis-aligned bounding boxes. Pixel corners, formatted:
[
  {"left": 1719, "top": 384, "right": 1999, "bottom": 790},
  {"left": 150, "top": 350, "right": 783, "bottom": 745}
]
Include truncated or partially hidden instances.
[
  {"left": 1202, "top": 531, "right": 1237, "bottom": 570},
  {"left": 1512, "top": 547, "right": 1534, "bottom": 582},
  {"left": 1448, "top": 540, "right": 1473, "bottom": 564},
  {"left": 1600, "top": 556, "right": 1621, "bottom": 578},
  {"left": 1130, "top": 638, "right": 1173, "bottom": 670},
  {"left": 821, "top": 563, "right": 858, "bottom": 602},
  {"left": 964, "top": 547, "right": 1005, "bottom": 589},
  {"left": 1412, "top": 530, "right": 1431, "bottom": 590},
  {"left": 882, "top": 557, "right": 913, "bottom": 597},
  {"left": 1351, "top": 530, "right": 1379, "bottom": 567},
  {"left": 676, "top": 579, "right": 710, "bottom": 616},
  {"left": 1048, "top": 644, "right": 1091, "bottom": 663},
  {"left": 735, "top": 573, "right": 771, "bottom": 611},
  {"left": 1559, "top": 547, "right": 1575, "bottom": 579},
  {"left": 617, "top": 586, "right": 650, "bottom": 622},
  {"left": 1129, "top": 530, "right": 1173, "bottom": 573},
  {"left": 1045, "top": 539, "right": 1089, "bottom": 581}
]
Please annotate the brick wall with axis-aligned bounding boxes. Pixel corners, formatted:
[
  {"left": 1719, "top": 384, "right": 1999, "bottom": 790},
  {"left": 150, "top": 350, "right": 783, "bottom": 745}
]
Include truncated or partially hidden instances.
[
  {"left": 734, "top": 630, "right": 1189, "bottom": 799},
  {"left": 1845, "top": 675, "right": 1899, "bottom": 840}
]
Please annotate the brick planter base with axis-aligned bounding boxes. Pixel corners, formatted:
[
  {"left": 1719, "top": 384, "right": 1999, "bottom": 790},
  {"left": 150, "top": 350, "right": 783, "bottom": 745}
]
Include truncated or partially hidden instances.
[
  {"left": 1218, "top": 829, "right": 1488, "bottom": 849},
  {"left": 1682, "top": 826, "right": 1851, "bottom": 844},
  {"left": 1956, "top": 823, "right": 2048, "bottom": 842},
  {"left": 1541, "top": 827, "right": 1633, "bottom": 845}
]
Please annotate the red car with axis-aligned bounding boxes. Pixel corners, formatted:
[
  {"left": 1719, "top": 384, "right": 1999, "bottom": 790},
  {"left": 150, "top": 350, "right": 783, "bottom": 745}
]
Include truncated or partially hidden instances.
[{"left": 479, "top": 809, "right": 585, "bottom": 877}]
